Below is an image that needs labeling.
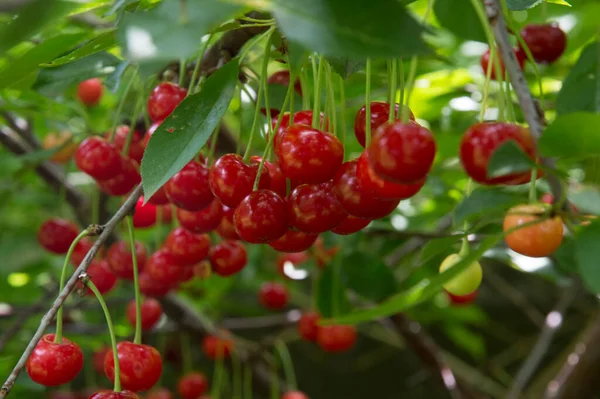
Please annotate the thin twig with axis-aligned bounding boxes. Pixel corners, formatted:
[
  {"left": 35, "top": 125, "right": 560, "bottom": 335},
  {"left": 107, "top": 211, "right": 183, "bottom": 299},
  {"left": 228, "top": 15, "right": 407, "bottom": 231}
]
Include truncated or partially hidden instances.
[{"left": 0, "top": 112, "right": 40, "bottom": 149}]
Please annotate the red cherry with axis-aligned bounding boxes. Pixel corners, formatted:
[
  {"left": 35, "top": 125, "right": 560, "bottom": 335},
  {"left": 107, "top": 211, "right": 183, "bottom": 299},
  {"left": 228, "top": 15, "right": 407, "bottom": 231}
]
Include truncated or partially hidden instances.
[
  {"left": 481, "top": 47, "right": 526, "bottom": 80},
  {"left": 26, "top": 334, "right": 83, "bottom": 386},
  {"left": 446, "top": 290, "right": 478, "bottom": 305},
  {"left": 234, "top": 190, "right": 288, "bottom": 243},
  {"left": 178, "top": 265, "right": 195, "bottom": 284},
  {"left": 216, "top": 204, "right": 240, "bottom": 240},
  {"left": 71, "top": 237, "right": 94, "bottom": 266},
  {"left": 75, "top": 137, "right": 121, "bottom": 181},
  {"left": 145, "top": 388, "right": 174, "bottom": 399},
  {"left": 88, "top": 390, "right": 139, "bottom": 399},
  {"left": 268, "top": 229, "right": 318, "bottom": 253},
  {"left": 148, "top": 186, "right": 169, "bottom": 205},
  {"left": 331, "top": 215, "right": 371, "bottom": 235},
  {"left": 209, "top": 241, "right": 247, "bottom": 277},
  {"left": 356, "top": 152, "right": 425, "bottom": 200},
  {"left": 261, "top": 107, "right": 281, "bottom": 118},
  {"left": 143, "top": 121, "right": 162, "bottom": 149},
  {"left": 287, "top": 182, "right": 347, "bottom": 233},
  {"left": 354, "top": 101, "right": 415, "bottom": 147},
  {"left": 126, "top": 298, "right": 162, "bottom": 331},
  {"left": 251, "top": 156, "right": 287, "bottom": 197},
  {"left": 259, "top": 282, "right": 288, "bottom": 310},
  {"left": 520, "top": 23, "right": 566, "bottom": 64},
  {"left": 459, "top": 122, "right": 538, "bottom": 185},
  {"left": 166, "top": 161, "right": 214, "bottom": 211},
  {"left": 93, "top": 346, "right": 110, "bottom": 375},
  {"left": 176, "top": 198, "right": 223, "bottom": 234},
  {"left": 316, "top": 325, "right": 357, "bottom": 353},
  {"left": 133, "top": 197, "right": 157, "bottom": 228},
  {"left": 367, "top": 121, "right": 436, "bottom": 184},
  {"left": 77, "top": 78, "right": 103, "bottom": 106},
  {"left": 108, "top": 125, "right": 145, "bottom": 164},
  {"left": 281, "top": 392, "right": 309, "bottom": 399},
  {"left": 271, "top": 111, "right": 328, "bottom": 149},
  {"left": 164, "top": 227, "right": 210, "bottom": 265},
  {"left": 38, "top": 218, "right": 78, "bottom": 254},
  {"left": 332, "top": 160, "right": 400, "bottom": 220},
  {"left": 202, "top": 333, "right": 234, "bottom": 360},
  {"left": 106, "top": 240, "right": 147, "bottom": 280},
  {"left": 268, "top": 70, "right": 303, "bottom": 96},
  {"left": 147, "top": 82, "right": 187, "bottom": 122},
  {"left": 98, "top": 157, "right": 141, "bottom": 196},
  {"left": 298, "top": 312, "right": 320, "bottom": 342},
  {"left": 209, "top": 154, "right": 270, "bottom": 208},
  {"left": 177, "top": 372, "right": 209, "bottom": 399},
  {"left": 139, "top": 272, "right": 171, "bottom": 297},
  {"left": 145, "top": 248, "right": 186, "bottom": 286},
  {"left": 104, "top": 341, "right": 162, "bottom": 391},
  {"left": 276, "top": 124, "right": 343, "bottom": 185},
  {"left": 80, "top": 260, "right": 116, "bottom": 295}
]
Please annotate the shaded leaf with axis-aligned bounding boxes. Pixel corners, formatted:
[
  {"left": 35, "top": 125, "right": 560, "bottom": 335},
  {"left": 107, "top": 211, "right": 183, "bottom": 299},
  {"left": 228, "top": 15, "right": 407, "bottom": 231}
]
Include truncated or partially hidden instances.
[
  {"left": 444, "top": 323, "right": 486, "bottom": 359},
  {"left": 434, "top": 0, "right": 486, "bottom": 42},
  {"left": 506, "top": 0, "right": 543, "bottom": 10},
  {"left": 568, "top": 184, "right": 600, "bottom": 215},
  {"left": 556, "top": 42, "right": 599, "bottom": 115},
  {"left": 454, "top": 188, "right": 523, "bottom": 225},
  {"left": 576, "top": 219, "right": 600, "bottom": 293},
  {"left": 104, "top": 61, "right": 130, "bottom": 92},
  {"left": 539, "top": 112, "right": 600, "bottom": 158},
  {"left": 45, "top": 30, "right": 117, "bottom": 66},
  {"left": 487, "top": 140, "right": 535, "bottom": 179},
  {"left": 343, "top": 252, "right": 396, "bottom": 301},
  {"left": 327, "top": 56, "right": 365, "bottom": 79},
  {"left": 316, "top": 257, "right": 351, "bottom": 318}
]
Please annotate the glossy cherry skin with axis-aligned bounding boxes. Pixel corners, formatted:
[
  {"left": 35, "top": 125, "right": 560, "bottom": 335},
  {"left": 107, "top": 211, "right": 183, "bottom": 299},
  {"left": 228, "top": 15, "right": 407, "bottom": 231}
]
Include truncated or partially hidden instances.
[
  {"left": 367, "top": 121, "right": 436, "bottom": 184},
  {"left": 147, "top": 82, "right": 187, "bottom": 122},
  {"left": 331, "top": 215, "right": 371, "bottom": 235},
  {"left": 38, "top": 218, "right": 79, "bottom": 254},
  {"left": 354, "top": 102, "right": 415, "bottom": 148},
  {"left": 202, "top": 333, "right": 234, "bottom": 360},
  {"left": 26, "top": 334, "right": 83, "bottom": 386},
  {"left": 268, "top": 70, "right": 303, "bottom": 96},
  {"left": 88, "top": 390, "right": 139, "bottom": 399},
  {"left": 93, "top": 346, "right": 110, "bottom": 374},
  {"left": 503, "top": 203, "right": 564, "bottom": 257},
  {"left": 234, "top": 190, "right": 288, "bottom": 243},
  {"left": 104, "top": 341, "right": 162, "bottom": 392},
  {"left": 176, "top": 198, "right": 223, "bottom": 234},
  {"left": 209, "top": 154, "right": 270, "bottom": 208},
  {"left": 177, "top": 372, "right": 209, "bottom": 399},
  {"left": 259, "top": 282, "right": 288, "bottom": 310},
  {"left": 145, "top": 388, "right": 174, "bottom": 399},
  {"left": 332, "top": 160, "right": 400, "bottom": 220},
  {"left": 446, "top": 290, "right": 478, "bottom": 305},
  {"left": 459, "top": 122, "right": 538, "bottom": 185},
  {"left": 166, "top": 161, "right": 214, "bottom": 211},
  {"left": 133, "top": 197, "right": 157, "bottom": 228},
  {"left": 145, "top": 248, "right": 186, "bottom": 287},
  {"left": 70, "top": 237, "right": 94, "bottom": 266},
  {"left": 251, "top": 156, "right": 287, "bottom": 197},
  {"left": 148, "top": 186, "right": 169, "bottom": 206},
  {"left": 276, "top": 124, "right": 343, "bottom": 185},
  {"left": 126, "top": 298, "right": 163, "bottom": 331},
  {"left": 281, "top": 392, "right": 309, "bottom": 399},
  {"left": 481, "top": 47, "right": 526, "bottom": 80},
  {"left": 268, "top": 229, "right": 318, "bottom": 253},
  {"left": 271, "top": 111, "right": 328, "bottom": 149},
  {"left": 106, "top": 240, "right": 147, "bottom": 280},
  {"left": 79, "top": 260, "right": 116, "bottom": 295},
  {"left": 216, "top": 204, "right": 240, "bottom": 240},
  {"left": 108, "top": 125, "right": 145, "bottom": 164},
  {"left": 298, "top": 312, "right": 320, "bottom": 342},
  {"left": 316, "top": 325, "right": 357, "bottom": 353},
  {"left": 209, "top": 241, "right": 247, "bottom": 277},
  {"left": 520, "top": 23, "right": 566, "bottom": 64},
  {"left": 139, "top": 272, "right": 171, "bottom": 297},
  {"left": 75, "top": 137, "right": 121, "bottom": 181},
  {"left": 77, "top": 78, "right": 103, "bottom": 106},
  {"left": 98, "top": 157, "right": 141, "bottom": 196},
  {"left": 287, "top": 182, "right": 347, "bottom": 233},
  {"left": 164, "top": 227, "right": 210, "bottom": 266}
]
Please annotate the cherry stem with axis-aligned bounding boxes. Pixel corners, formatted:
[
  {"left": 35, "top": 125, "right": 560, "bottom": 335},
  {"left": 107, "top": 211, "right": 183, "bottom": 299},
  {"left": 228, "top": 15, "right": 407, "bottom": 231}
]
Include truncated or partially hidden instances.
[
  {"left": 509, "top": 20, "right": 544, "bottom": 101},
  {"left": 269, "top": 352, "right": 280, "bottom": 399},
  {"left": 244, "top": 363, "right": 253, "bottom": 399},
  {"left": 109, "top": 70, "right": 137, "bottom": 143},
  {"left": 180, "top": 332, "right": 193, "bottom": 373},
  {"left": 232, "top": 350, "right": 242, "bottom": 398},
  {"left": 387, "top": 60, "right": 397, "bottom": 123},
  {"left": 402, "top": 56, "right": 418, "bottom": 123},
  {"left": 188, "top": 34, "right": 212, "bottom": 93},
  {"left": 504, "top": 71, "right": 516, "bottom": 122},
  {"left": 326, "top": 64, "right": 337, "bottom": 135},
  {"left": 364, "top": 58, "right": 372, "bottom": 148},
  {"left": 125, "top": 216, "right": 142, "bottom": 345},
  {"left": 85, "top": 279, "right": 122, "bottom": 392},
  {"left": 289, "top": 69, "right": 295, "bottom": 121},
  {"left": 54, "top": 229, "right": 89, "bottom": 344},
  {"left": 207, "top": 123, "right": 220, "bottom": 165},
  {"left": 312, "top": 55, "right": 325, "bottom": 128},
  {"left": 338, "top": 75, "right": 347, "bottom": 160},
  {"left": 480, "top": 49, "right": 495, "bottom": 122},
  {"left": 459, "top": 179, "right": 473, "bottom": 257},
  {"left": 529, "top": 168, "right": 538, "bottom": 204},
  {"left": 210, "top": 344, "right": 226, "bottom": 399},
  {"left": 494, "top": 48, "right": 507, "bottom": 121},
  {"left": 398, "top": 59, "right": 405, "bottom": 120},
  {"left": 275, "top": 339, "right": 297, "bottom": 390},
  {"left": 122, "top": 93, "right": 145, "bottom": 156},
  {"left": 300, "top": 64, "right": 311, "bottom": 110}
]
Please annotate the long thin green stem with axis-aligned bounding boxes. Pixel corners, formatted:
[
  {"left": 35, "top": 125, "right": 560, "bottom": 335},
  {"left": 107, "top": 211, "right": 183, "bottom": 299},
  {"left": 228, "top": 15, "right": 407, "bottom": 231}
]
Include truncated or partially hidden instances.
[
  {"left": 275, "top": 340, "right": 297, "bottom": 390},
  {"left": 398, "top": 59, "right": 405, "bottom": 120},
  {"left": 480, "top": 48, "right": 495, "bottom": 122},
  {"left": 364, "top": 58, "right": 372, "bottom": 147},
  {"left": 402, "top": 56, "right": 419, "bottom": 123},
  {"left": 125, "top": 216, "right": 142, "bottom": 345},
  {"left": 312, "top": 55, "right": 325, "bottom": 128},
  {"left": 270, "top": 353, "right": 279, "bottom": 399},
  {"left": 208, "top": 124, "right": 221, "bottom": 165},
  {"left": 338, "top": 75, "right": 347, "bottom": 158},
  {"left": 289, "top": 69, "right": 295, "bottom": 121},
  {"left": 211, "top": 344, "right": 226, "bottom": 399},
  {"left": 109, "top": 70, "right": 137, "bottom": 143},
  {"left": 189, "top": 34, "right": 213, "bottom": 93},
  {"left": 387, "top": 60, "right": 397, "bottom": 122},
  {"left": 300, "top": 63, "right": 311, "bottom": 110},
  {"left": 459, "top": 179, "right": 473, "bottom": 257},
  {"left": 244, "top": 364, "right": 252, "bottom": 399},
  {"left": 325, "top": 65, "right": 337, "bottom": 134}
]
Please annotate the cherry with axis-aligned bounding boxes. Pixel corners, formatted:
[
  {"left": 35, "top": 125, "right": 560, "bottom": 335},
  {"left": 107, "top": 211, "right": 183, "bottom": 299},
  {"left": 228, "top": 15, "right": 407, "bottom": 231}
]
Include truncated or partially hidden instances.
[
  {"left": 93, "top": 346, "right": 110, "bottom": 375},
  {"left": 132, "top": 197, "right": 157, "bottom": 228},
  {"left": 541, "top": 192, "right": 579, "bottom": 212},
  {"left": 176, "top": 198, "right": 223, "bottom": 234},
  {"left": 143, "top": 121, "right": 162, "bottom": 149},
  {"left": 79, "top": 260, "right": 116, "bottom": 295},
  {"left": 108, "top": 125, "right": 146, "bottom": 164},
  {"left": 331, "top": 215, "right": 371, "bottom": 235},
  {"left": 276, "top": 124, "right": 343, "bottom": 185},
  {"left": 481, "top": 47, "right": 526, "bottom": 80},
  {"left": 216, "top": 204, "right": 240, "bottom": 240},
  {"left": 164, "top": 227, "right": 210, "bottom": 265},
  {"left": 126, "top": 298, "right": 163, "bottom": 331},
  {"left": 439, "top": 254, "right": 482, "bottom": 296},
  {"left": 147, "top": 82, "right": 187, "bottom": 122},
  {"left": 316, "top": 325, "right": 357, "bottom": 353},
  {"left": 166, "top": 161, "right": 214, "bottom": 211},
  {"left": 26, "top": 334, "right": 83, "bottom": 386},
  {"left": 298, "top": 312, "right": 320, "bottom": 342},
  {"left": 281, "top": 392, "right": 309, "bottom": 399},
  {"left": 77, "top": 78, "right": 103, "bottom": 106},
  {"left": 271, "top": 111, "right": 328, "bottom": 149},
  {"left": 145, "top": 248, "right": 186, "bottom": 286},
  {"left": 98, "top": 157, "right": 141, "bottom": 196},
  {"left": 209, "top": 154, "right": 270, "bottom": 208},
  {"left": 354, "top": 101, "right": 415, "bottom": 148},
  {"left": 139, "top": 272, "right": 171, "bottom": 297},
  {"left": 459, "top": 122, "right": 538, "bottom": 185},
  {"left": 71, "top": 237, "right": 95, "bottom": 266},
  {"left": 520, "top": 23, "right": 566, "bottom": 64},
  {"left": 332, "top": 160, "right": 400, "bottom": 220},
  {"left": 145, "top": 388, "right": 174, "bottom": 399},
  {"left": 106, "top": 240, "right": 146, "bottom": 280},
  {"left": 367, "top": 121, "right": 436, "bottom": 184},
  {"left": 202, "top": 332, "right": 234, "bottom": 360},
  {"left": 209, "top": 241, "right": 247, "bottom": 277},
  {"left": 148, "top": 186, "right": 169, "bottom": 206},
  {"left": 503, "top": 203, "right": 564, "bottom": 257},
  {"left": 75, "top": 137, "right": 121, "bottom": 181},
  {"left": 251, "top": 156, "right": 287, "bottom": 197},
  {"left": 287, "top": 182, "right": 347, "bottom": 233},
  {"left": 269, "top": 229, "right": 318, "bottom": 253},
  {"left": 177, "top": 372, "right": 209, "bottom": 399},
  {"left": 276, "top": 252, "right": 309, "bottom": 278},
  {"left": 104, "top": 341, "right": 162, "bottom": 392},
  {"left": 268, "top": 70, "right": 303, "bottom": 96},
  {"left": 234, "top": 190, "right": 288, "bottom": 243},
  {"left": 38, "top": 218, "right": 78, "bottom": 254},
  {"left": 89, "top": 391, "right": 139, "bottom": 399},
  {"left": 43, "top": 131, "right": 77, "bottom": 164},
  {"left": 178, "top": 264, "right": 195, "bottom": 284},
  {"left": 259, "top": 282, "right": 288, "bottom": 310},
  {"left": 446, "top": 290, "right": 478, "bottom": 306}
]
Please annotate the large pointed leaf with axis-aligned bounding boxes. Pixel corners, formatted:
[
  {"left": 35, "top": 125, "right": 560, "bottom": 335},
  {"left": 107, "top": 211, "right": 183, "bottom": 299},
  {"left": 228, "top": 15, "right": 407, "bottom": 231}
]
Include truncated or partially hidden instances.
[
  {"left": 506, "top": 0, "right": 543, "bottom": 10},
  {"left": 45, "top": 31, "right": 117, "bottom": 67},
  {"left": 141, "top": 60, "right": 239, "bottom": 201},
  {"left": 539, "top": 113, "right": 600, "bottom": 158},
  {"left": 343, "top": 252, "right": 396, "bottom": 301},
  {"left": 487, "top": 140, "right": 535, "bottom": 179},
  {"left": 454, "top": 188, "right": 523, "bottom": 225},
  {"left": 434, "top": 0, "right": 486, "bottom": 42},
  {"left": 556, "top": 42, "right": 599, "bottom": 115},
  {"left": 576, "top": 219, "right": 600, "bottom": 293}
]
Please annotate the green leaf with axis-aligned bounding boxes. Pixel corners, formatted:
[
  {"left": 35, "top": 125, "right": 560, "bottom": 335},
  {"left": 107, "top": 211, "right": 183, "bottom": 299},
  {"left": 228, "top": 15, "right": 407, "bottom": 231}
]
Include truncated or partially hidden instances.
[
  {"left": 568, "top": 184, "right": 600, "bottom": 215},
  {"left": 506, "top": 0, "right": 543, "bottom": 10},
  {"left": 271, "top": 0, "right": 431, "bottom": 59},
  {"left": 104, "top": 61, "right": 130, "bottom": 92},
  {"left": 576, "top": 219, "right": 600, "bottom": 293},
  {"left": 326, "top": 56, "right": 365, "bottom": 79},
  {"left": 454, "top": 188, "right": 523, "bottom": 225},
  {"left": 141, "top": 60, "right": 239, "bottom": 201},
  {"left": 45, "top": 31, "right": 117, "bottom": 66},
  {"left": 419, "top": 236, "right": 461, "bottom": 263},
  {"left": 444, "top": 323, "right": 486, "bottom": 359},
  {"left": 545, "top": 0, "right": 571, "bottom": 5},
  {"left": 487, "top": 140, "right": 535, "bottom": 179},
  {"left": 539, "top": 113, "right": 600, "bottom": 158},
  {"left": 316, "top": 258, "right": 351, "bottom": 318},
  {"left": 433, "top": 0, "right": 486, "bottom": 42},
  {"left": 343, "top": 252, "right": 396, "bottom": 301},
  {"left": 556, "top": 42, "right": 599, "bottom": 115}
]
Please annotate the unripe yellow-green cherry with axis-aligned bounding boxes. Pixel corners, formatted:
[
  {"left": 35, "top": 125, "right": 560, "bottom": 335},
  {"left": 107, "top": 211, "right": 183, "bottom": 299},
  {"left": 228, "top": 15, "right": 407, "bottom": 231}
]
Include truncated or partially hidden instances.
[{"left": 439, "top": 253, "right": 482, "bottom": 296}]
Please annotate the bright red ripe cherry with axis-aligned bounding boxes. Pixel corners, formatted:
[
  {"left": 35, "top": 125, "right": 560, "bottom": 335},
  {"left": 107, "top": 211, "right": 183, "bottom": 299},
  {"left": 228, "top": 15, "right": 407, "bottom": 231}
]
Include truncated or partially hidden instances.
[
  {"left": 356, "top": 152, "right": 425, "bottom": 200},
  {"left": 354, "top": 102, "right": 415, "bottom": 148},
  {"left": 75, "top": 137, "right": 121, "bottom": 181},
  {"left": 251, "top": 156, "right": 287, "bottom": 197},
  {"left": 98, "top": 157, "right": 141, "bottom": 196},
  {"left": 216, "top": 204, "right": 240, "bottom": 240},
  {"left": 80, "top": 260, "right": 116, "bottom": 295},
  {"left": 367, "top": 121, "right": 436, "bottom": 184},
  {"left": 166, "top": 161, "right": 214, "bottom": 211},
  {"left": 281, "top": 392, "right": 309, "bottom": 399},
  {"left": 276, "top": 124, "right": 343, "bottom": 185},
  {"left": 26, "top": 334, "right": 83, "bottom": 386},
  {"left": 209, "top": 154, "right": 270, "bottom": 208},
  {"left": 133, "top": 196, "right": 157, "bottom": 228},
  {"left": 176, "top": 199, "right": 223, "bottom": 234},
  {"left": 446, "top": 290, "right": 478, "bottom": 305},
  {"left": 139, "top": 272, "right": 171, "bottom": 297},
  {"left": 287, "top": 182, "right": 347, "bottom": 233},
  {"left": 316, "top": 325, "right": 357, "bottom": 353},
  {"left": 145, "top": 388, "right": 174, "bottom": 399},
  {"left": 88, "top": 390, "right": 139, "bottom": 399},
  {"left": 298, "top": 312, "right": 320, "bottom": 342},
  {"left": 202, "top": 332, "right": 234, "bottom": 360},
  {"left": 104, "top": 341, "right": 162, "bottom": 392},
  {"left": 268, "top": 70, "right": 303, "bottom": 96},
  {"left": 268, "top": 229, "right": 318, "bottom": 253},
  {"left": 147, "top": 82, "right": 187, "bottom": 122},
  {"left": 331, "top": 215, "right": 371, "bottom": 235},
  {"left": 108, "top": 125, "right": 145, "bottom": 164},
  {"left": 209, "top": 241, "right": 247, "bottom": 277},
  {"left": 481, "top": 47, "right": 526, "bottom": 80},
  {"left": 177, "top": 372, "right": 209, "bottom": 399},
  {"left": 77, "top": 78, "right": 103, "bottom": 106},
  {"left": 38, "top": 218, "right": 78, "bottom": 254},
  {"left": 259, "top": 282, "right": 288, "bottom": 310},
  {"left": 234, "top": 190, "right": 288, "bottom": 243},
  {"left": 332, "top": 160, "right": 400, "bottom": 220},
  {"left": 145, "top": 248, "right": 186, "bottom": 286},
  {"left": 148, "top": 186, "right": 169, "bottom": 206},
  {"left": 520, "top": 23, "right": 566, "bottom": 64},
  {"left": 71, "top": 237, "right": 94, "bottom": 266},
  {"left": 164, "top": 227, "right": 210, "bottom": 265},
  {"left": 459, "top": 122, "right": 538, "bottom": 185},
  {"left": 126, "top": 298, "right": 163, "bottom": 331},
  {"left": 271, "top": 111, "right": 328, "bottom": 149},
  {"left": 106, "top": 240, "right": 147, "bottom": 280}
]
